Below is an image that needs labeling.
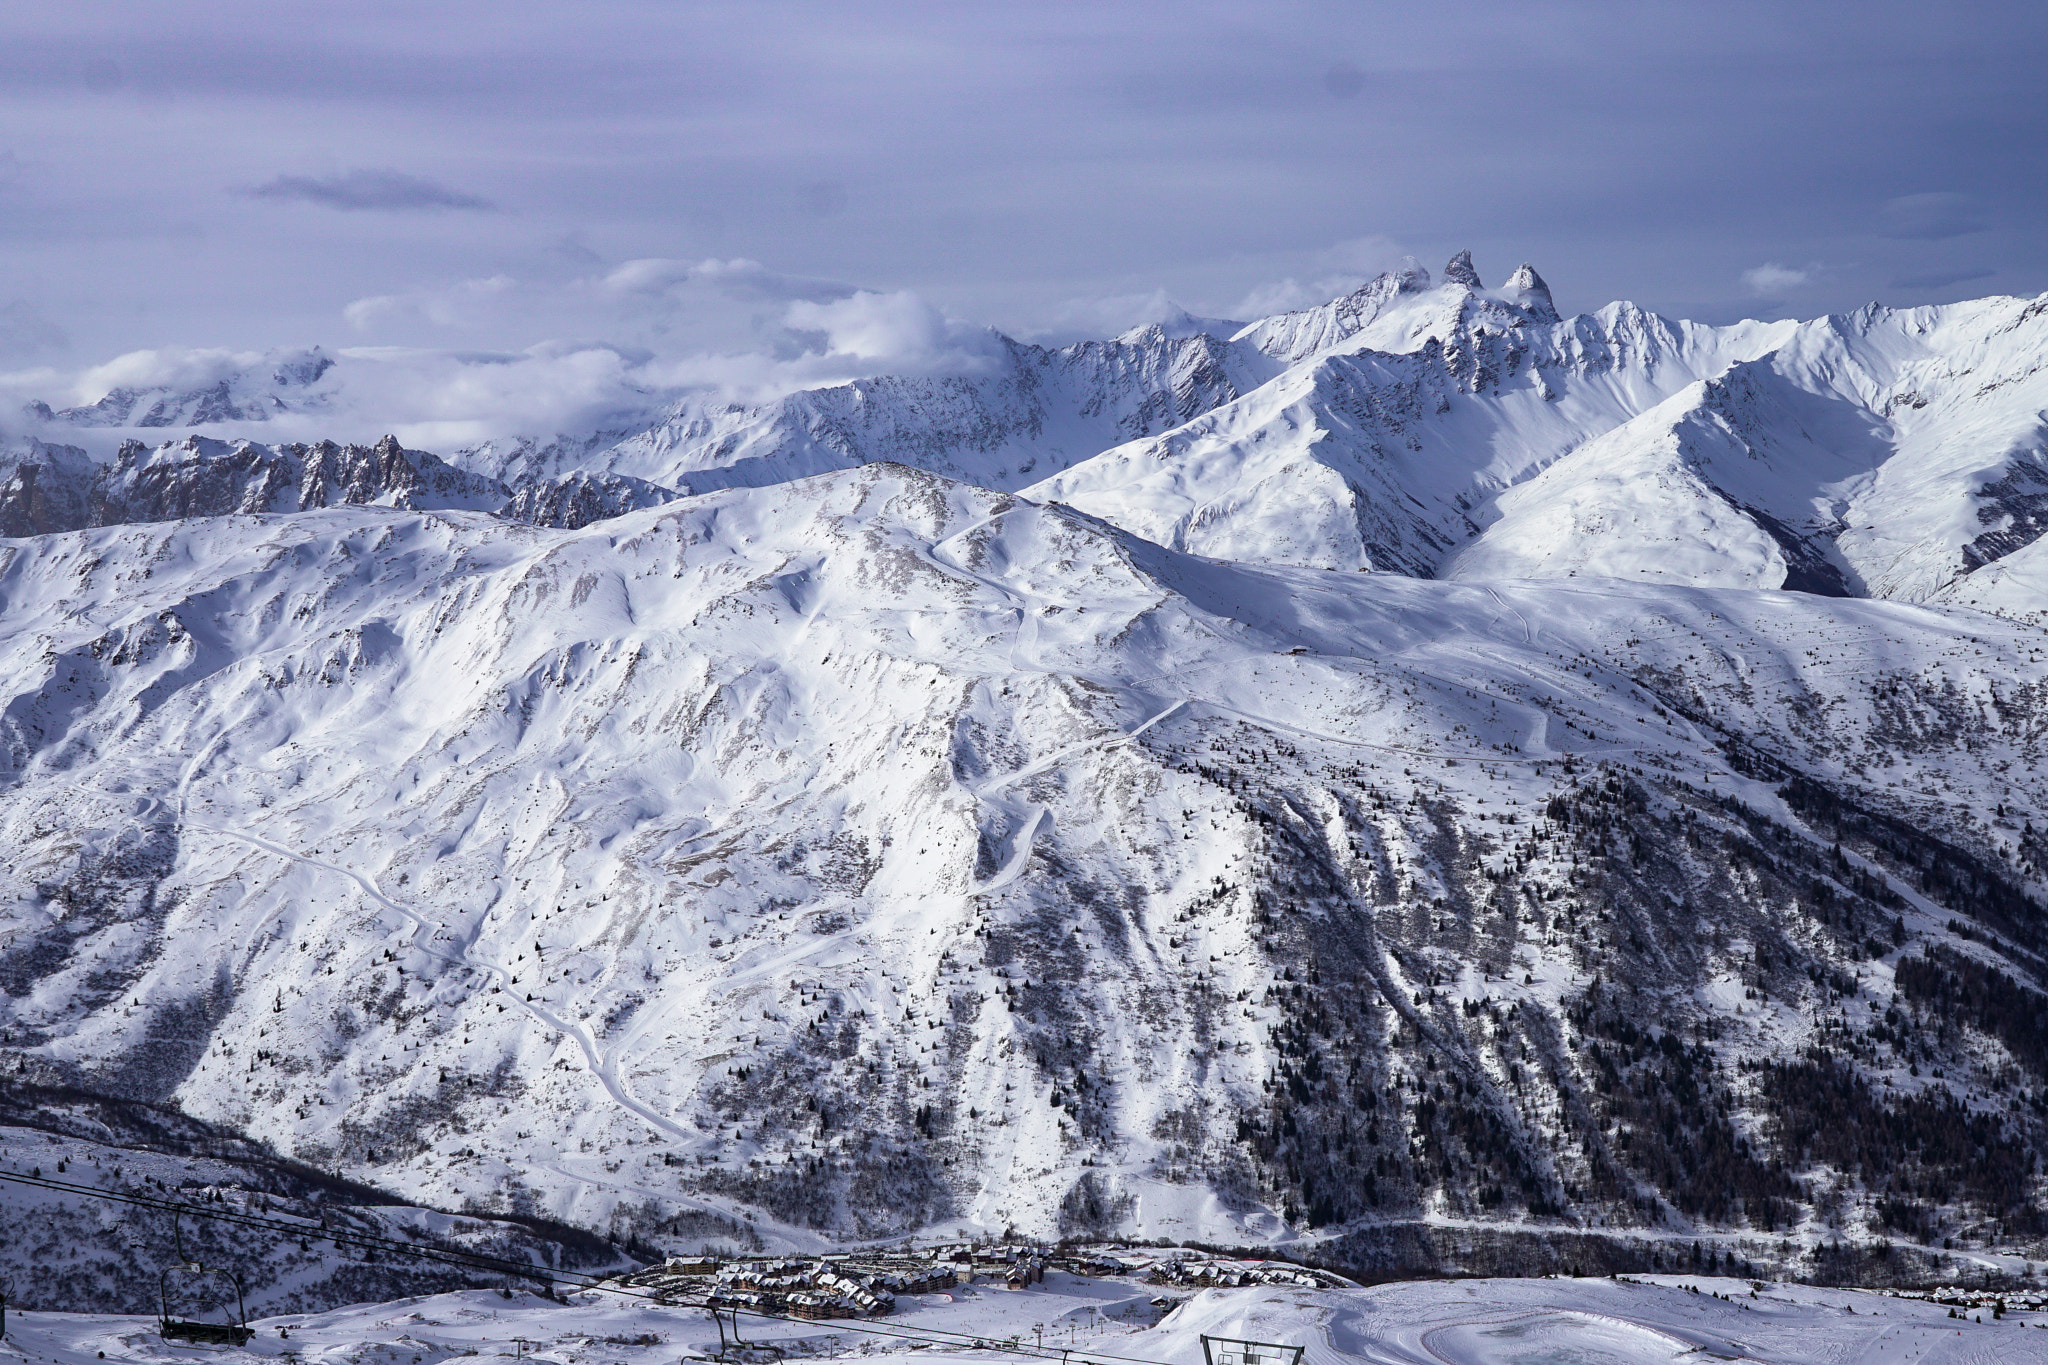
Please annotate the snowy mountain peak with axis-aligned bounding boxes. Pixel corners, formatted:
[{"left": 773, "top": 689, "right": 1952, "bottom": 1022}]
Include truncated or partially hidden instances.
[
  {"left": 1442, "top": 248, "right": 1483, "bottom": 289},
  {"left": 42, "top": 346, "right": 339, "bottom": 428},
  {"left": 1503, "top": 261, "right": 1559, "bottom": 322},
  {"left": 1112, "top": 305, "right": 1246, "bottom": 344},
  {"left": 270, "top": 345, "right": 336, "bottom": 388},
  {"left": 1227, "top": 260, "right": 1454, "bottom": 361}
]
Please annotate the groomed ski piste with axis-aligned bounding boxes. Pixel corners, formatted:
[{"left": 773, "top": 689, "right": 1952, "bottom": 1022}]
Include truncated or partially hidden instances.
[{"left": 3, "top": 1273, "right": 2042, "bottom": 1365}]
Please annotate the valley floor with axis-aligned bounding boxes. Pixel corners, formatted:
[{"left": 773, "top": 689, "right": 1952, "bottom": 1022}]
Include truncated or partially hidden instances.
[{"left": 2, "top": 1275, "right": 2040, "bottom": 1365}]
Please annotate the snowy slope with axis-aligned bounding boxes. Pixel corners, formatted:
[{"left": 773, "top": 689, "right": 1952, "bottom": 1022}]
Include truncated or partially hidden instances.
[
  {"left": 0, "top": 1113, "right": 620, "bottom": 1316},
  {"left": 1028, "top": 277, "right": 1795, "bottom": 575},
  {"left": 1439, "top": 361, "right": 1883, "bottom": 591},
  {"left": 1445, "top": 300, "right": 2048, "bottom": 598},
  {"left": 3, "top": 1273, "right": 2042, "bottom": 1365},
  {"left": 0, "top": 462, "right": 2044, "bottom": 1266}
]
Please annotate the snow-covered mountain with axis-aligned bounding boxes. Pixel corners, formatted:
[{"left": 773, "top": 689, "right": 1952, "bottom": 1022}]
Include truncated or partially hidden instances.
[
  {"left": 28, "top": 259, "right": 2048, "bottom": 611},
  {"left": 5, "top": 262, "right": 2048, "bottom": 1295},
  {"left": 2, "top": 459, "right": 2044, "bottom": 1275},
  {"left": 26, "top": 349, "right": 338, "bottom": 428},
  {"left": 488, "top": 329, "right": 1268, "bottom": 497},
  {"left": 1030, "top": 264, "right": 2048, "bottom": 602}
]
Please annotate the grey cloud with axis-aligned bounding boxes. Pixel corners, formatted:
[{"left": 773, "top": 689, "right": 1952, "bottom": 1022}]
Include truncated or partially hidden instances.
[
  {"left": 247, "top": 169, "right": 493, "bottom": 212},
  {"left": 1877, "top": 193, "right": 1987, "bottom": 241},
  {"left": 1889, "top": 266, "right": 1996, "bottom": 291}
]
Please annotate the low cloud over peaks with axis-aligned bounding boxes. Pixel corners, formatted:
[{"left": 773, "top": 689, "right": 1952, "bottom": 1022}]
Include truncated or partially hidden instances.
[
  {"left": 248, "top": 169, "right": 493, "bottom": 212},
  {"left": 1741, "top": 263, "right": 1812, "bottom": 298},
  {"left": 73, "top": 346, "right": 268, "bottom": 404}
]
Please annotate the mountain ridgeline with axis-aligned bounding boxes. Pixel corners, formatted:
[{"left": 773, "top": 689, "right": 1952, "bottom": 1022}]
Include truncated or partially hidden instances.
[
  {"left": 0, "top": 433, "right": 677, "bottom": 534},
  {"left": 3, "top": 255, "right": 2048, "bottom": 1292}
]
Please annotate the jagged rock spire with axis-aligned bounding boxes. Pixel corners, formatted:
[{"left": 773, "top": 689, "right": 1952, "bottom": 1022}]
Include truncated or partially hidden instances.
[
  {"left": 1443, "top": 249, "right": 1482, "bottom": 290},
  {"left": 1504, "top": 262, "right": 1559, "bottom": 323}
]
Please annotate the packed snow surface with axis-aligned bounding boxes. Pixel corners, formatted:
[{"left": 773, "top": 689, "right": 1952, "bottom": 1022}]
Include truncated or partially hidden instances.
[{"left": 2, "top": 1276, "right": 2041, "bottom": 1365}]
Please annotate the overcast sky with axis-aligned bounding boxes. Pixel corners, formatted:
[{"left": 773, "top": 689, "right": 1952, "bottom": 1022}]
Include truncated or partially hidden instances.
[{"left": 2, "top": 1, "right": 2043, "bottom": 431}]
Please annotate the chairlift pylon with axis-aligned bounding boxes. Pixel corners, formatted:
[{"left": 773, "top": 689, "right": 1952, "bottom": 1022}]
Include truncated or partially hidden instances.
[{"left": 157, "top": 1211, "right": 254, "bottom": 1346}]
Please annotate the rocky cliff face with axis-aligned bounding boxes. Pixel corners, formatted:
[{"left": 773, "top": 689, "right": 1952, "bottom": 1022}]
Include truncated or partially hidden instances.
[
  {"left": 0, "top": 433, "right": 661, "bottom": 534},
  {"left": 91, "top": 433, "right": 509, "bottom": 522},
  {"left": 0, "top": 440, "right": 96, "bottom": 538}
]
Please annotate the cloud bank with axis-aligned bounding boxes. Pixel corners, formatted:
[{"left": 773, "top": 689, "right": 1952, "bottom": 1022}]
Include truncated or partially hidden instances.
[{"left": 3, "top": 255, "right": 1009, "bottom": 453}]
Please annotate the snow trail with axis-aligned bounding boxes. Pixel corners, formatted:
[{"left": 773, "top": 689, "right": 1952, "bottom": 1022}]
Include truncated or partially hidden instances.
[{"left": 190, "top": 823, "right": 693, "bottom": 1148}]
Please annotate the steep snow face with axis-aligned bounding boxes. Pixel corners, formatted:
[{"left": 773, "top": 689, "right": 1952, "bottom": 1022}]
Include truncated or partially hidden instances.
[
  {"left": 1029, "top": 300, "right": 1786, "bottom": 574},
  {"left": 1445, "top": 299, "right": 2048, "bottom": 598},
  {"left": 1, "top": 463, "right": 2044, "bottom": 1256},
  {"left": 1934, "top": 534, "right": 2048, "bottom": 624},
  {"left": 1039, "top": 288, "right": 2048, "bottom": 601},
  {"left": 1440, "top": 360, "right": 1887, "bottom": 592}
]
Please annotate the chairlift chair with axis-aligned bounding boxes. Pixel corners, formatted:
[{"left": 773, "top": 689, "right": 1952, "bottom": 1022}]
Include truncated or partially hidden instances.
[{"left": 157, "top": 1213, "right": 254, "bottom": 1346}]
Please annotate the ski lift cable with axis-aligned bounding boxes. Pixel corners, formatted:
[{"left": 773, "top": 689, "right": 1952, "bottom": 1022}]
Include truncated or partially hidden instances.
[{"left": 0, "top": 1168, "right": 1187, "bottom": 1365}]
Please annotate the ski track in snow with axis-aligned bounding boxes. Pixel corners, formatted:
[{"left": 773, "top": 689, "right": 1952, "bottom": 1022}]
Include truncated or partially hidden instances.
[
  {"left": 184, "top": 820, "right": 844, "bottom": 1245},
  {"left": 191, "top": 824, "right": 667, "bottom": 1123},
  {"left": 1483, "top": 586, "right": 1536, "bottom": 646},
  {"left": 968, "top": 698, "right": 1187, "bottom": 898}
]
